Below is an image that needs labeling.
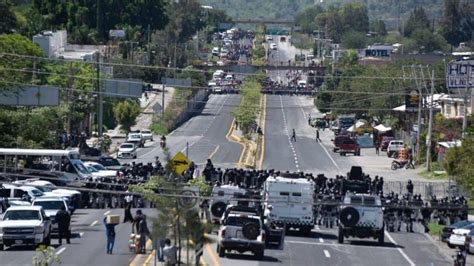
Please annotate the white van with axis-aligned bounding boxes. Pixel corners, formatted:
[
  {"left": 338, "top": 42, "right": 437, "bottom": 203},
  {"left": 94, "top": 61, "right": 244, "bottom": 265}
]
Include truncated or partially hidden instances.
[
  {"left": 297, "top": 80, "right": 307, "bottom": 88},
  {"left": 262, "top": 175, "right": 315, "bottom": 233}
]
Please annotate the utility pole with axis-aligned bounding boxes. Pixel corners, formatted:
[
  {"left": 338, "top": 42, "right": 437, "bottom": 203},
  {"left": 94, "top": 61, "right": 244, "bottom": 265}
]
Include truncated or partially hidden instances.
[
  {"left": 97, "top": 53, "right": 103, "bottom": 137},
  {"left": 426, "top": 69, "right": 435, "bottom": 171},
  {"left": 462, "top": 82, "right": 468, "bottom": 138},
  {"left": 410, "top": 65, "right": 423, "bottom": 163}
]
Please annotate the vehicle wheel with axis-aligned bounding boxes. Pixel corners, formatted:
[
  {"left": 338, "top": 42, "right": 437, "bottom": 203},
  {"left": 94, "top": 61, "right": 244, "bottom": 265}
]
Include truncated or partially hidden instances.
[
  {"left": 133, "top": 155, "right": 137, "bottom": 159},
  {"left": 338, "top": 227, "right": 344, "bottom": 244},
  {"left": 391, "top": 162, "right": 398, "bottom": 170},
  {"left": 333, "top": 148, "right": 337, "bottom": 153},
  {"left": 255, "top": 251, "right": 264, "bottom": 260},
  {"left": 218, "top": 245, "right": 225, "bottom": 257},
  {"left": 378, "top": 229, "right": 384, "bottom": 245},
  {"left": 448, "top": 243, "right": 455, "bottom": 249},
  {"left": 243, "top": 222, "right": 260, "bottom": 240}
]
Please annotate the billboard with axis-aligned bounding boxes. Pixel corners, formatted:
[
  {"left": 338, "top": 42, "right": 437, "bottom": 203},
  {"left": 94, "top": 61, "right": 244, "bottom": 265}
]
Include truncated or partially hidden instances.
[
  {"left": 109, "top": 30, "right": 125, "bottom": 38},
  {"left": 405, "top": 88, "right": 420, "bottom": 113},
  {"left": 0, "top": 86, "right": 60, "bottom": 106},
  {"left": 446, "top": 60, "right": 474, "bottom": 89},
  {"left": 104, "top": 79, "right": 142, "bottom": 98}
]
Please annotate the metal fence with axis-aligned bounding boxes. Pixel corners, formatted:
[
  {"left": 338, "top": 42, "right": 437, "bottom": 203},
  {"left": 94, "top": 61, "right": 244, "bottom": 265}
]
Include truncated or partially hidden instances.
[{"left": 383, "top": 180, "right": 466, "bottom": 199}]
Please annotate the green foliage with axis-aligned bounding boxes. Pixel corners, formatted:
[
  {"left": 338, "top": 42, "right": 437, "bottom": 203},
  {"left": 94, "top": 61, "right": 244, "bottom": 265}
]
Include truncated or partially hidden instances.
[
  {"left": 408, "top": 29, "right": 448, "bottom": 53},
  {"left": 295, "top": 6, "right": 324, "bottom": 34},
  {"left": 404, "top": 7, "right": 431, "bottom": 37},
  {"left": 444, "top": 138, "right": 474, "bottom": 195},
  {"left": 0, "top": 0, "right": 17, "bottom": 34},
  {"left": 30, "top": 0, "right": 168, "bottom": 42},
  {"left": 232, "top": 78, "right": 262, "bottom": 135},
  {"left": 187, "top": 176, "right": 212, "bottom": 197},
  {"left": 33, "top": 245, "right": 61, "bottom": 266},
  {"left": 370, "top": 19, "right": 387, "bottom": 36},
  {"left": 113, "top": 100, "right": 141, "bottom": 134},
  {"left": 341, "top": 31, "right": 366, "bottom": 49},
  {"left": 439, "top": 0, "right": 473, "bottom": 47}
]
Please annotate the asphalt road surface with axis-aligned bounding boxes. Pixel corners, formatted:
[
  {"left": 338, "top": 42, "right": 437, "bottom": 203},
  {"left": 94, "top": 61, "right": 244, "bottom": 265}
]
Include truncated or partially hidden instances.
[
  {"left": 119, "top": 94, "right": 242, "bottom": 168},
  {"left": 0, "top": 208, "right": 156, "bottom": 266},
  {"left": 203, "top": 217, "right": 451, "bottom": 266}
]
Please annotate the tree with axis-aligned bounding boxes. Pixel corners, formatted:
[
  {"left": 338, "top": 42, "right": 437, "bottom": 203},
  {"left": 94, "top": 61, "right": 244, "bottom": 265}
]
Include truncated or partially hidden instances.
[
  {"left": 341, "top": 31, "right": 366, "bottom": 49},
  {"left": 0, "top": 0, "right": 16, "bottom": 34},
  {"left": 404, "top": 7, "right": 431, "bottom": 37},
  {"left": 410, "top": 28, "right": 448, "bottom": 52},
  {"left": 295, "top": 6, "right": 324, "bottom": 34},
  {"left": 370, "top": 19, "right": 387, "bottom": 36},
  {"left": 113, "top": 100, "right": 140, "bottom": 133},
  {"left": 339, "top": 3, "right": 369, "bottom": 34},
  {"left": 439, "top": 0, "right": 473, "bottom": 47}
]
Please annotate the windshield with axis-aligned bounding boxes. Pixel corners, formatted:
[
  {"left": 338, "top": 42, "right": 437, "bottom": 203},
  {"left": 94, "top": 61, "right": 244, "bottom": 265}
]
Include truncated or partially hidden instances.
[
  {"left": 72, "top": 160, "right": 91, "bottom": 175},
  {"left": 100, "top": 158, "right": 120, "bottom": 166},
  {"left": 3, "top": 210, "right": 41, "bottom": 220},
  {"left": 129, "top": 134, "right": 140, "bottom": 139},
  {"left": 121, "top": 144, "right": 134, "bottom": 149},
  {"left": 142, "top": 131, "right": 151, "bottom": 134},
  {"left": 33, "top": 200, "right": 64, "bottom": 210},
  {"left": 31, "top": 189, "right": 44, "bottom": 197},
  {"left": 92, "top": 164, "right": 107, "bottom": 171},
  {"left": 87, "top": 166, "right": 98, "bottom": 173}
]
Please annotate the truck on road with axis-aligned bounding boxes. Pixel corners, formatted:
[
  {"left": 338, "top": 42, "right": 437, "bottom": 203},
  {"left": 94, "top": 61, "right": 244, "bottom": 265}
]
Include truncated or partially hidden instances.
[
  {"left": 262, "top": 174, "right": 315, "bottom": 234},
  {"left": 0, "top": 206, "right": 52, "bottom": 250}
]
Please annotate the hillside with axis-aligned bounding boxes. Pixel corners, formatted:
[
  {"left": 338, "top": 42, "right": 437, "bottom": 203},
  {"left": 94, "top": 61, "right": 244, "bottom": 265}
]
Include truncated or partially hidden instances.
[{"left": 199, "top": 0, "right": 445, "bottom": 28}]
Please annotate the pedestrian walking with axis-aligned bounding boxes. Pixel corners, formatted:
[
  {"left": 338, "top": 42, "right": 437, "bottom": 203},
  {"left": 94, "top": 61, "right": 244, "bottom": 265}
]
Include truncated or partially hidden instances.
[
  {"left": 315, "top": 129, "right": 320, "bottom": 142},
  {"left": 375, "top": 140, "right": 380, "bottom": 155},
  {"left": 291, "top": 129, "right": 296, "bottom": 142},
  {"left": 55, "top": 205, "right": 71, "bottom": 245},
  {"left": 163, "top": 238, "right": 177, "bottom": 266},
  {"left": 103, "top": 217, "right": 117, "bottom": 254},
  {"left": 308, "top": 114, "right": 312, "bottom": 125}
]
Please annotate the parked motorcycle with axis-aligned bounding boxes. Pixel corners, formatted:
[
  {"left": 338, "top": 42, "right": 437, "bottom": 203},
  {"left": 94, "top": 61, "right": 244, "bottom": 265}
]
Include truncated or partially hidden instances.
[{"left": 391, "top": 160, "right": 415, "bottom": 170}]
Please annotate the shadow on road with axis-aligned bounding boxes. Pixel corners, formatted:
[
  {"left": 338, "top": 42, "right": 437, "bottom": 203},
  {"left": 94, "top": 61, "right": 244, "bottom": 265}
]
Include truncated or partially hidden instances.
[
  {"left": 224, "top": 253, "right": 279, "bottom": 262},
  {"left": 347, "top": 240, "right": 403, "bottom": 249}
]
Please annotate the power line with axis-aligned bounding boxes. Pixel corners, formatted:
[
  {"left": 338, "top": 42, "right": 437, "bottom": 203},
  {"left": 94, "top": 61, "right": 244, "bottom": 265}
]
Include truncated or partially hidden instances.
[{"left": 0, "top": 52, "right": 447, "bottom": 81}]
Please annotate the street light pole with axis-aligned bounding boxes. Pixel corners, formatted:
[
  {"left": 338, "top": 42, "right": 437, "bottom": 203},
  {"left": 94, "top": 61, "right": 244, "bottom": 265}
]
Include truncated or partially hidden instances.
[{"left": 426, "top": 69, "right": 435, "bottom": 171}]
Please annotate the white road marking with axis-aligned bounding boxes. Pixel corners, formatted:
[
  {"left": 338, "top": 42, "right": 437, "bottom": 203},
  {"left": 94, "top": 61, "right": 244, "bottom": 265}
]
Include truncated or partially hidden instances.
[
  {"left": 56, "top": 247, "right": 66, "bottom": 255},
  {"left": 103, "top": 210, "right": 111, "bottom": 215},
  {"left": 385, "top": 232, "right": 416, "bottom": 266},
  {"left": 90, "top": 220, "right": 98, "bottom": 227},
  {"left": 319, "top": 237, "right": 324, "bottom": 243},
  {"left": 324, "top": 250, "right": 331, "bottom": 258},
  {"left": 79, "top": 232, "right": 84, "bottom": 237}
]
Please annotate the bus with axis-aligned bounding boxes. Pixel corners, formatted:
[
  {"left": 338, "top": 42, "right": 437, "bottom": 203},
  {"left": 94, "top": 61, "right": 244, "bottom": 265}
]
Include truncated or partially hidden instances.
[{"left": 0, "top": 148, "right": 92, "bottom": 186}]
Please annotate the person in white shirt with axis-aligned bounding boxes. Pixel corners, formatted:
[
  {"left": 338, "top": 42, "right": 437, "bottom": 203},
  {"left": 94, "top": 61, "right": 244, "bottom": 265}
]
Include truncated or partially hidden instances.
[{"left": 162, "top": 238, "right": 177, "bottom": 266}]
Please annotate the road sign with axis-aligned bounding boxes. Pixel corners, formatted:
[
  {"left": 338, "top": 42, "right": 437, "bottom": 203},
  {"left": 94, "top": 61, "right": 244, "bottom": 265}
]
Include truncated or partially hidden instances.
[
  {"left": 109, "top": 30, "right": 125, "bottom": 38},
  {"left": 163, "top": 78, "right": 192, "bottom": 88},
  {"left": 179, "top": 189, "right": 198, "bottom": 209},
  {"left": 104, "top": 79, "right": 143, "bottom": 98},
  {"left": 170, "top": 151, "right": 191, "bottom": 175},
  {"left": 0, "top": 86, "right": 59, "bottom": 106},
  {"left": 405, "top": 89, "right": 419, "bottom": 112},
  {"left": 446, "top": 60, "right": 474, "bottom": 89}
]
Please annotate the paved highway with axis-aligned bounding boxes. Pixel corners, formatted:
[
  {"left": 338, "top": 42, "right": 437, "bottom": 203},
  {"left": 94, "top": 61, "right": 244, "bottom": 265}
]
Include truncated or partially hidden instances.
[
  {"left": 119, "top": 94, "right": 242, "bottom": 168},
  {"left": 0, "top": 207, "right": 156, "bottom": 266}
]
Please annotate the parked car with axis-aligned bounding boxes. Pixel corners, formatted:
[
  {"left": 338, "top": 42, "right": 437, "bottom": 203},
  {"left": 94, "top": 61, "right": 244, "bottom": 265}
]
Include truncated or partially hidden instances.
[
  {"left": 96, "top": 156, "right": 124, "bottom": 171},
  {"left": 465, "top": 230, "right": 474, "bottom": 254},
  {"left": 140, "top": 130, "right": 153, "bottom": 142},
  {"left": 441, "top": 220, "right": 473, "bottom": 242},
  {"left": 266, "top": 35, "right": 273, "bottom": 41},
  {"left": 448, "top": 224, "right": 474, "bottom": 248},
  {"left": 31, "top": 197, "right": 70, "bottom": 236},
  {"left": 270, "top": 43, "right": 277, "bottom": 50},
  {"left": 84, "top": 162, "right": 117, "bottom": 179},
  {"left": 127, "top": 133, "right": 145, "bottom": 148},
  {"left": 117, "top": 143, "right": 137, "bottom": 159},
  {"left": 387, "top": 140, "right": 404, "bottom": 158}
]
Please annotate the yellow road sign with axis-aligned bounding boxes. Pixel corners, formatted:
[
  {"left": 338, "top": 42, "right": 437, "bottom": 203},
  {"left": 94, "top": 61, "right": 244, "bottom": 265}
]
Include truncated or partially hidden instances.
[{"left": 170, "top": 152, "right": 191, "bottom": 175}]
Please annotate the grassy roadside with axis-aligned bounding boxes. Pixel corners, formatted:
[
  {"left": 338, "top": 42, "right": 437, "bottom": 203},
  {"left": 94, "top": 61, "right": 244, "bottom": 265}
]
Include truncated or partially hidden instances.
[
  {"left": 427, "top": 223, "right": 443, "bottom": 237},
  {"left": 150, "top": 88, "right": 192, "bottom": 135}
]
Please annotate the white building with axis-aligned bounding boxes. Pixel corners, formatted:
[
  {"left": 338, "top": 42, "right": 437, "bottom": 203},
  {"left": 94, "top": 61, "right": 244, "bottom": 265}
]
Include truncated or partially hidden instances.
[
  {"left": 33, "top": 31, "right": 107, "bottom": 61},
  {"left": 438, "top": 94, "right": 472, "bottom": 119}
]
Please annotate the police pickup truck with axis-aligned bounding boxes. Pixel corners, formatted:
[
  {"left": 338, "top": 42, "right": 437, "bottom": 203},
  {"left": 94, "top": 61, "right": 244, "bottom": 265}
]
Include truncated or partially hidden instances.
[
  {"left": 0, "top": 206, "right": 52, "bottom": 250},
  {"left": 338, "top": 193, "right": 384, "bottom": 245}
]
